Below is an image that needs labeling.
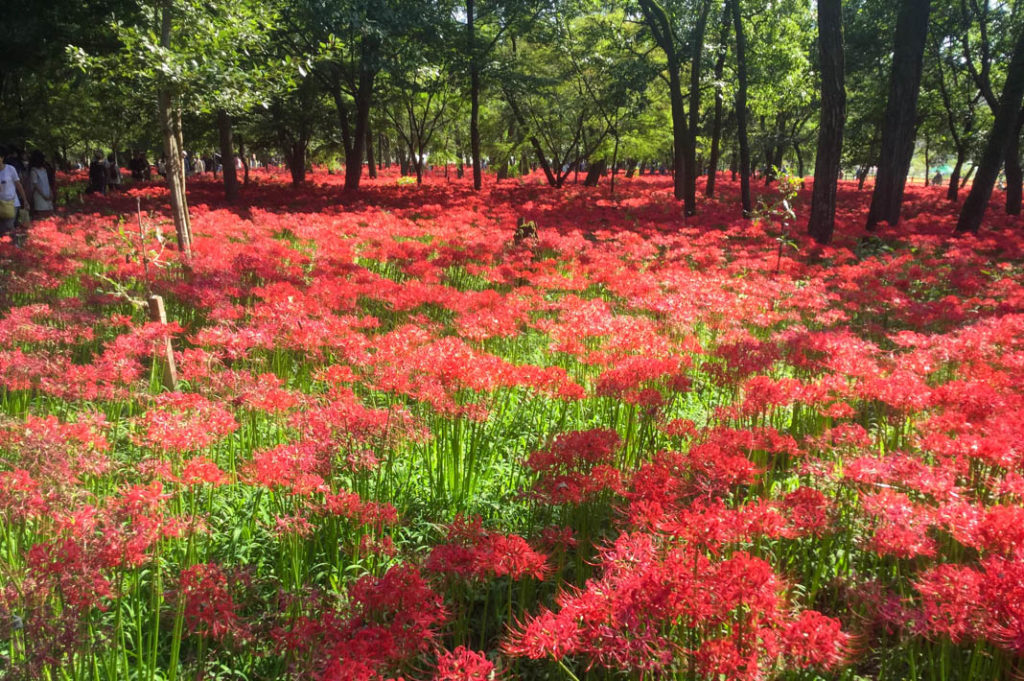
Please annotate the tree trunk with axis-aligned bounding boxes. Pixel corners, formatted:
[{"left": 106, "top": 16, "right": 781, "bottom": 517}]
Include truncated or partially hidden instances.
[
  {"left": 530, "top": 140, "right": 557, "bottom": 186},
  {"left": 683, "top": 0, "right": 712, "bottom": 214},
  {"left": 769, "top": 136, "right": 784, "bottom": 182},
  {"left": 668, "top": 69, "right": 687, "bottom": 202},
  {"left": 923, "top": 133, "right": 931, "bottom": 186},
  {"left": 175, "top": 109, "right": 188, "bottom": 209},
  {"left": 961, "top": 164, "right": 976, "bottom": 187},
  {"left": 504, "top": 90, "right": 556, "bottom": 187},
  {"left": 706, "top": 9, "right": 729, "bottom": 198},
  {"left": 957, "top": 27, "right": 1024, "bottom": 233},
  {"left": 730, "top": 0, "right": 752, "bottom": 215},
  {"left": 468, "top": 0, "right": 483, "bottom": 191},
  {"left": 866, "top": 0, "right": 931, "bottom": 230},
  {"left": 1004, "top": 107, "right": 1024, "bottom": 214},
  {"left": 947, "top": 151, "right": 964, "bottom": 201},
  {"left": 344, "top": 69, "right": 374, "bottom": 194},
  {"left": 238, "top": 134, "right": 250, "bottom": 186},
  {"left": 159, "top": 4, "right": 190, "bottom": 258},
  {"left": 217, "top": 109, "right": 239, "bottom": 201},
  {"left": 807, "top": 0, "right": 846, "bottom": 245},
  {"left": 937, "top": 52, "right": 968, "bottom": 202},
  {"left": 610, "top": 137, "right": 620, "bottom": 196},
  {"left": 289, "top": 143, "right": 306, "bottom": 185},
  {"left": 639, "top": 0, "right": 687, "bottom": 203},
  {"left": 584, "top": 158, "right": 605, "bottom": 186},
  {"left": 366, "top": 120, "right": 377, "bottom": 179},
  {"left": 399, "top": 146, "right": 410, "bottom": 175}
]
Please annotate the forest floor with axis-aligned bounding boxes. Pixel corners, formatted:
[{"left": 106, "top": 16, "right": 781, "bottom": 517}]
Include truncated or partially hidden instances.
[{"left": 1, "top": 168, "right": 1023, "bottom": 681}]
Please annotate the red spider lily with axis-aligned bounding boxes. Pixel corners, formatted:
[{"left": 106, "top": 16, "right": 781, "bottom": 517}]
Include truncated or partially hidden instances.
[
  {"left": 525, "top": 428, "right": 622, "bottom": 504},
  {"left": 4, "top": 163, "right": 1024, "bottom": 680},
  {"left": 505, "top": 532, "right": 850, "bottom": 675},
  {"left": 137, "top": 392, "right": 238, "bottom": 453},
  {"left": 859, "top": 489, "right": 938, "bottom": 559},
  {"left": 426, "top": 515, "right": 549, "bottom": 581},
  {"left": 779, "top": 487, "right": 833, "bottom": 538},
  {"left": 433, "top": 646, "right": 495, "bottom": 681},
  {"left": 180, "top": 455, "right": 230, "bottom": 487},
  {"left": 176, "top": 562, "right": 247, "bottom": 642},
  {"left": 782, "top": 610, "right": 850, "bottom": 669},
  {"left": 913, "top": 556, "right": 1024, "bottom": 654},
  {"left": 317, "top": 564, "right": 448, "bottom": 680}
]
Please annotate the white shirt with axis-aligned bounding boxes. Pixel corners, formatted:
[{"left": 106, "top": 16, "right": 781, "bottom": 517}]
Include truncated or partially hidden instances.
[
  {"left": 0, "top": 164, "right": 21, "bottom": 207},
  {"left": 30, "top": 167, "right": 53, "bottom": 210}
]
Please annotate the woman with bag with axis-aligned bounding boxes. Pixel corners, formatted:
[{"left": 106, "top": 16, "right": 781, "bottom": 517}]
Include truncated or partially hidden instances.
[{"left": 0, "top": 154, "right": 30, "bottom": 241}]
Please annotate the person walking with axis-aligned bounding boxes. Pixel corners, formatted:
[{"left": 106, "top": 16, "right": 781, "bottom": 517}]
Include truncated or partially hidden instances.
[
  {"left": 130, "top": 151, "right": 151, "bottom": 181},
  {"left": 107, "top": 153, "right": 122, "bottom": 192},
  {"left": 0, "top": 153, "right": 30, "bottom": 241},
  {"left": 28, "top": 151, "right": 54, "bottom": 218},
  {"left": 87, "top": 151, "right": 107, "bottom": 194}
]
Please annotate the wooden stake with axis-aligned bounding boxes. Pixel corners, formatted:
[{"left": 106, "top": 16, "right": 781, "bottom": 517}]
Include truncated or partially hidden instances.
[{"left": 148, "top": 294, "right": 178, "bottom": 391}]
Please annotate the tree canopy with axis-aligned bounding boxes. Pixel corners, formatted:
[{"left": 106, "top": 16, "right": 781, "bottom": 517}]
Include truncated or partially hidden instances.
[{"left": 4, "top": 0, "right": 1024, "bottom": 240}]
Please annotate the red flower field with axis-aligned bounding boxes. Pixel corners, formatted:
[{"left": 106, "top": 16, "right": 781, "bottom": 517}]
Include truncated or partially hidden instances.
[{"left": 1, "top": 168, "right": 1022, "bottom": 680}]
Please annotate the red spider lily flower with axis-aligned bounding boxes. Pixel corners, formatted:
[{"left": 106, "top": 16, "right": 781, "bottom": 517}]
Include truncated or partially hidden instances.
[
  {"left": 177, "top": 562, "right": 247, "bottom": 642},
  {"left": 780, "top": 487, "right": 833, "bottom": 538},
  {"left": 180, "top": 455, "right": 229, "bottom": 487},
  {"left": 433, "top": 646, "right": 495, "bottom": 681},
  {"left": 137, "top": 392, "right": 238, "bottom": 453},
  {"left": 426, "top": 515, "right": 549, "bottom": 581},
  {"left": 914, "top": 564, "right": 985, "bottom": 644},
  {"left": 526, "top": 429, "right": 622, "bottom": 504},
  {"left": 782, "top": 610, "right": 850, "bottom": 669},
  {"left": 0, "top": 413, "right": 110, "bottom": 486},
  {"left": 859, "top": 489, "right": 938, "bottom": 559},
  {"left": 26, "top": 537, "right": 113, "bottom": 611},
  {"left": 319, "top": 564, "right": 448, "bottom": 680}
]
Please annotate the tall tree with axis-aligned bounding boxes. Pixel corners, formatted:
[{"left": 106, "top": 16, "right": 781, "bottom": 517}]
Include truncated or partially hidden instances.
[
  {"left": 636, "top": 0, "right": 711, "bottom": 214},
  {"left": 384, "top": 60, "right": 456, "bottom": 184},
  {"left": 157, "top": 3, "right": 191, "bottom": 257},
  {"left": 928, "top": 15, "right": 982, "bottom": 203},
  {"left": 730, "top": 0, "right": 752, "bottom": 215},
  {"left": 955, "top": 24, "right": 1024, "bottom": 234},
  {"left": 73, "top": 0, "right": 283, "bottom": 251},
  {"left": 807, "top": 0, "right": 845, "bottom": 244},
  {"left": 683, "top": 0, "right": 712, "bottom": 214},
  {"left": 462, "top": 0, "right": 545, "bottom": 190},
  {"left": 865, "top": 0, "right": 931, "bottom": 230},
  {"left": 467, "top": 0, "right": 483, "bottom": 190},
  {"left": 637, "top": 0, "right": 689, "bottom": 205},
  {"left": 957, "top": 0, "right": 1024, "bottom": 214},
  {"left": 705, "top": 7, "right": 730, "bottom": 198},
  {"left": 283, "top": 0, "right": 410, "bottom": 194}
]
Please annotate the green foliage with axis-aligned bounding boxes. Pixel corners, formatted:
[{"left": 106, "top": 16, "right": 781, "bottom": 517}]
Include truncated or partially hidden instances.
[
  {"left": 752, "top": 167, "right": 801, "bottom": 272},
  {"left": 2, "top": 0, "right": 1019, "bottom": 199}
]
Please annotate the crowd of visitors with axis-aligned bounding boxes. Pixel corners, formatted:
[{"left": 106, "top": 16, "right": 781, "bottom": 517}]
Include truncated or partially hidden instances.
[
  {"left": 0, "top": 146, "right": 57, "bottom": 244},
  {"left": 1, "top": 144, "right": 269, "bottom": 245}
]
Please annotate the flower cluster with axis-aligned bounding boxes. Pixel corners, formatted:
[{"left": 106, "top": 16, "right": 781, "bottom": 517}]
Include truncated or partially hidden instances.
[{"left": 2, "top": 168, "right": 1023, "bottom": 680}]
